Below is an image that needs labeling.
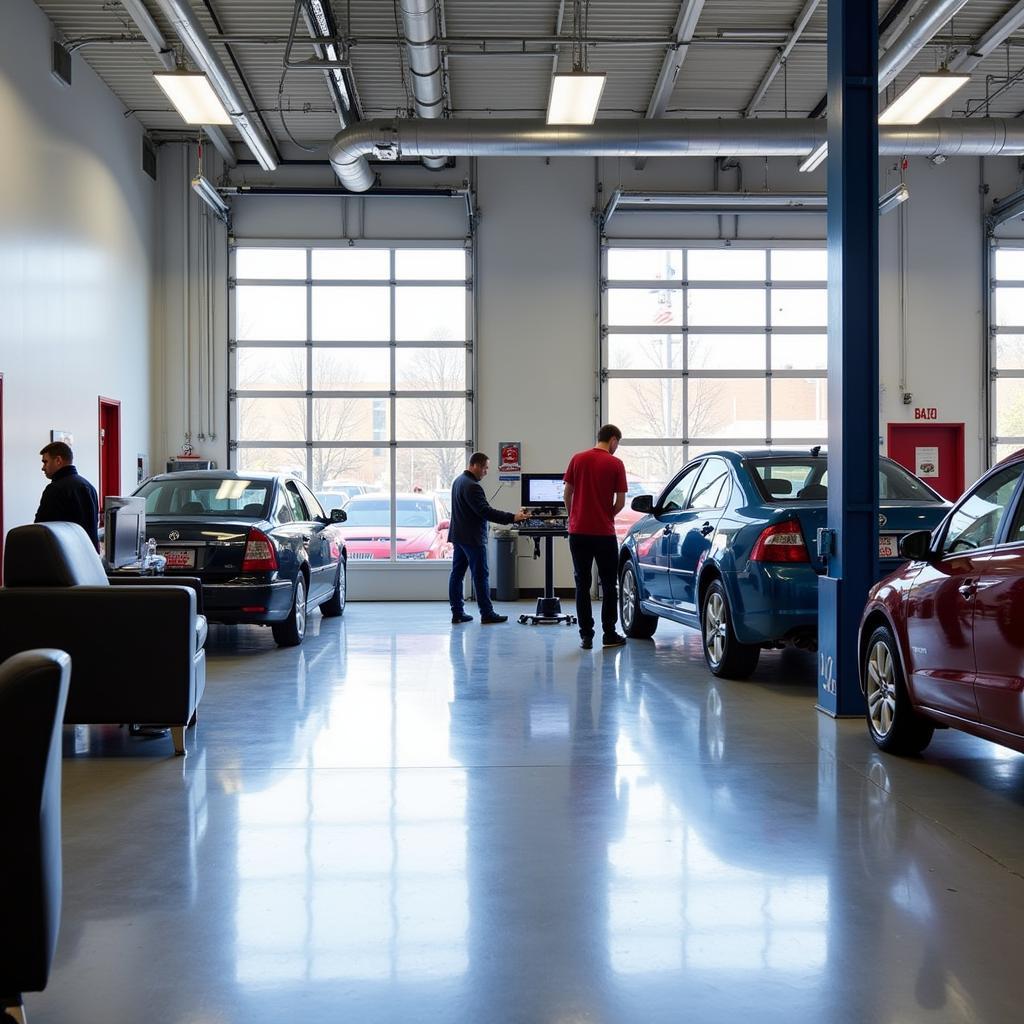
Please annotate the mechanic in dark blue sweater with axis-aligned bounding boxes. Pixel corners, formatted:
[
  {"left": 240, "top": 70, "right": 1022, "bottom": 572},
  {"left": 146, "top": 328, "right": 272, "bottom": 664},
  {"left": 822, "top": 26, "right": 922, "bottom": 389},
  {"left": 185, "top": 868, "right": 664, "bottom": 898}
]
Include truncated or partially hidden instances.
[
  {"left": 35, "top": 441, "right": 100, "bottom": 549},
  {"left": 448, "top": 451, "right": 527, "bottom": 624}
]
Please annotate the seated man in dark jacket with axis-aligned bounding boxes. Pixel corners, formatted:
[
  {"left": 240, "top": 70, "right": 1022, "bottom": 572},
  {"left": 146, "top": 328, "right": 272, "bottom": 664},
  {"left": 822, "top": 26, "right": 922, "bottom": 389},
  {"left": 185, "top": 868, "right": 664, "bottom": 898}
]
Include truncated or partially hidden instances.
[
  {"left": 449, "top": 452, "right": 527, "bottom": 624},
  {"left": 35, "top": 441, "right": 100, "bottom": 549}
]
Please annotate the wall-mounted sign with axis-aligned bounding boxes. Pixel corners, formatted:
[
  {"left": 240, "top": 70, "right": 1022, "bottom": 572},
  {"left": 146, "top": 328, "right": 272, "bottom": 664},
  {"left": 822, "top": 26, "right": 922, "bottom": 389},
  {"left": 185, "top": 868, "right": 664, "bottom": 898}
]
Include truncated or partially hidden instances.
[
  {"left": 50, "top": 429, "right": 73, "bottom": 444},
  {"left": 499, "top": 441, "right": 521, "bottom": 474},
  {"left": 915, "top": 446, "right": 940, "bottom": 478},
  {"left": 914, "top": 407, "right": 938, "bottom": 420}
]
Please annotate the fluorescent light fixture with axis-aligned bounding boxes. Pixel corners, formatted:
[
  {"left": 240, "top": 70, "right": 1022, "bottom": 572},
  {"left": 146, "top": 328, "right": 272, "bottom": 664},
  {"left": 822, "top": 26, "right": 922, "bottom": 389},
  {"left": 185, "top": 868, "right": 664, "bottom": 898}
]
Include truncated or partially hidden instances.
[
  {"left": 546, "top": 72, "right": 607, "bottom": 125},
  {"left": 799, "top": 141, "right": 828, "bottom": 173},
  {"left": 191, "top": 174, "right": 230, "bottom": 221},
  {"left": 154, "top": 71, "right": 232, "bottom": 125},
  {"left": 878, "top": 71, "right": 970, "bottom": 125},
  {"left": 878, "top": 182, "right": 910, "bottom": 215}
]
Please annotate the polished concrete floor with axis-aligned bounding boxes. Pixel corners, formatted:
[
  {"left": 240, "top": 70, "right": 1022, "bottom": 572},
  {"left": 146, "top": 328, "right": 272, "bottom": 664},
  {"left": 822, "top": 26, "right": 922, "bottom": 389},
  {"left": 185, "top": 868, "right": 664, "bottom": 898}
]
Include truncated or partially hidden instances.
[{"left": 33, "top": 600, "right": 1024, "bottom": 1023}]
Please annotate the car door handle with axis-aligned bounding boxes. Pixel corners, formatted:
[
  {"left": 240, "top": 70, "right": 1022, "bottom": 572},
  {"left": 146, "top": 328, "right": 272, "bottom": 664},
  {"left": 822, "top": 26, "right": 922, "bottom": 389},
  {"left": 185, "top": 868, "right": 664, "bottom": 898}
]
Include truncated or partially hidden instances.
[
  {"left": 700, "top": 521, "right": 714, "bottom": 537},
  {"left": 958, "top": 580, "right": 976, "bottom": 597}
]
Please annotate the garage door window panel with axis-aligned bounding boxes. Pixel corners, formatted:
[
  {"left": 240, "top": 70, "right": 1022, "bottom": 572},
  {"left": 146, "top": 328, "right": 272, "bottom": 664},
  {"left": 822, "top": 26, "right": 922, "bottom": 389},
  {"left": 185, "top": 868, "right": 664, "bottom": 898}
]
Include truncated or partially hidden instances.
[
  {"left": 312, "top": 349, "right": 390, "bottom": 391},
  {"left": 236, "top": 248, "right": 306, "bottom": 280},
  {"left": 237, "top": 348, "right": 307, "bottom": 391},
  {"left": 237, "top": 286, "right": 307, "bottom": 341},
  {"left": 312, "top": 287, "right": 391, "bottom": 341},
  {"left": 312, "top": 248, "right": 390, "bottom": 280},
  {"left": 607, "top": 378, "right": 682, "bottom": 440},
  {"left": 395, "top": 288, "right": 466, "bottom": 342}
]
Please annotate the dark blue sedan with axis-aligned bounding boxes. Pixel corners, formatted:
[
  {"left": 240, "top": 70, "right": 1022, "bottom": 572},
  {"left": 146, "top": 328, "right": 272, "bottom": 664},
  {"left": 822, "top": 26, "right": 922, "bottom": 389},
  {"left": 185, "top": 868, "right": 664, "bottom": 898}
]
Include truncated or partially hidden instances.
[
  {"left": 617, "top": 449, "right": 949, "bottom": 678},
  {"left": 135, "top": 471, "right": 347, "bottom": 647}
]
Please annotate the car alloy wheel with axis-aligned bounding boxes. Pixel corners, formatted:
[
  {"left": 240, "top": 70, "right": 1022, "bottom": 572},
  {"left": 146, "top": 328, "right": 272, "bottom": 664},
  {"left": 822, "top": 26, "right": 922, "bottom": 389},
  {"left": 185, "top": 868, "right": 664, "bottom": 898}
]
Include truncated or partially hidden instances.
[
  {"left": 294, "top": 577, "right": 306, "bottom": 638},
  {"left": 703, "top": 590, "right": 727, "bottom": 668},
  {"left": 619, "top": 561, "right": 658, "bottom": 639},
  {"left": 861, "top": 624, "right": 934, "bottom": 754},
  {"left": 866, "top": 639, "right": 897, "bottom": 738}
]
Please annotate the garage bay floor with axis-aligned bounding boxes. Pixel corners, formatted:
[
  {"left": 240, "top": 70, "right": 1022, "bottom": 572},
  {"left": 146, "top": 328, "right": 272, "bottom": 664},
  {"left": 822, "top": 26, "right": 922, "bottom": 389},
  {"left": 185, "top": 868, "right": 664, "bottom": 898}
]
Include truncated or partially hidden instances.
[{"left": 38, "top": 602, "right": 1024, "bottom": 1023}]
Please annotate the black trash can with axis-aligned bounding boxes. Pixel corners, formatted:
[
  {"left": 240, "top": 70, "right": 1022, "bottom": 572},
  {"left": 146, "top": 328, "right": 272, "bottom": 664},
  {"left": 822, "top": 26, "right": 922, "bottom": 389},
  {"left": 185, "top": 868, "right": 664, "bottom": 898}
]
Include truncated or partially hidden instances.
[{"left": 493, "top": 533, "right": 518, "bottom": 602}]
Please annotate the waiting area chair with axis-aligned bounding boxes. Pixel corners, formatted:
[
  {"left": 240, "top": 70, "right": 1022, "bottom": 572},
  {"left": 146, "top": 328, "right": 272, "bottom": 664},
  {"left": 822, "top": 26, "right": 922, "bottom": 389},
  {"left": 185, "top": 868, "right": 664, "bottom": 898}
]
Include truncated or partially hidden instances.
[
  {"left": 0, "top": 523, "right": 206, "bottom": 756},
  {"left": 0, "top": 650, "right": 71, "bottom": 1024}
]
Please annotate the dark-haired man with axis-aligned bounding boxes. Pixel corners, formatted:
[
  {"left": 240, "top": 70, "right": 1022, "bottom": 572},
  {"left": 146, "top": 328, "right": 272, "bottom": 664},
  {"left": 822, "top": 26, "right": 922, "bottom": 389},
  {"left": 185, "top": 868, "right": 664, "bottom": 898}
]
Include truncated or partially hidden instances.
[
  {"left": 563, "top": 424, "right": 628, "bottom": 650},
  {"left": 448, "top": 452, "right": 528, "bottom": 625},
  {"left": 35, "top": 442, "right": 100, "bottom": 548}
]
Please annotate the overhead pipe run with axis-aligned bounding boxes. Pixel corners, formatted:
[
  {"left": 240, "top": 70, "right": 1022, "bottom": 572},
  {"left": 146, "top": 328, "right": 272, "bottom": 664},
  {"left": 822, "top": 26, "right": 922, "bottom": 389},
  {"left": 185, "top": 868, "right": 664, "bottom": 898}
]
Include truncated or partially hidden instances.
[
  {"left": 400, "top": 0, "right": 448, "bottom": 171},
  {"left": 328, "top": 117, "right": 1024, "bottom": 192},
  {"left": 153, "top": 0, "right": 278, "bottom": 171}
]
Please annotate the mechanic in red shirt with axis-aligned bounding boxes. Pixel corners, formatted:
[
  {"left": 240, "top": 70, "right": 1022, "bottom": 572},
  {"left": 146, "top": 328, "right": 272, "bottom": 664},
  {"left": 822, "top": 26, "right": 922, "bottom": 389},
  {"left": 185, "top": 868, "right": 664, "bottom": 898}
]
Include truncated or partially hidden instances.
[{"left": 563, "top": 424, "right": 628, "bottom": 650}]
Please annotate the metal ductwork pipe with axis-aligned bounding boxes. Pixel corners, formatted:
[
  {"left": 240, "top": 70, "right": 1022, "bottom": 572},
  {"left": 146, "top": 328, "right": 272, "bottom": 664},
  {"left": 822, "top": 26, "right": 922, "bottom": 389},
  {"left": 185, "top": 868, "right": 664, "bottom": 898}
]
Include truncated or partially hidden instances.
[
  {"left": 400, "top": 0, "right": 447, "bottom": 171},
  {"left": 329, "top": 117, "right": 1024, "bottom": 192},
  {"left": 153, "top": 0, "right": 278, "bottom": 171},
  {"left": 878, "top": 0, "right": 971, "bottom": 90}
]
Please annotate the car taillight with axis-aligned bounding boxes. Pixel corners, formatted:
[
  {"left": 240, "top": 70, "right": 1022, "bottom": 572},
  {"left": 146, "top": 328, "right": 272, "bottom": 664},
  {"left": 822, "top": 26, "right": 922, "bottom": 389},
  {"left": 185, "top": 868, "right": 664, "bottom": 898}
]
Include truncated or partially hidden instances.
[
  {"left": 750, "top": 519, "right": 810, "bottom": 563},
  {"left": 242, "top": 528, "right": 278, "bottom": 572}
]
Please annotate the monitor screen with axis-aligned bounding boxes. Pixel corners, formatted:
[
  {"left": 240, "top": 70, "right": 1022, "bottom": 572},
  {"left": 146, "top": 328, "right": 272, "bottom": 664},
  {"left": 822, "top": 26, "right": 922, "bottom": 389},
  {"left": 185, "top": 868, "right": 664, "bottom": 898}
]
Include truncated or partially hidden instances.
[
  {"left": 104, "top": 497, "right": 146, "bottom": 569},
  {"left": 521, "top": 474, "right": 566, "bottom": 508}
]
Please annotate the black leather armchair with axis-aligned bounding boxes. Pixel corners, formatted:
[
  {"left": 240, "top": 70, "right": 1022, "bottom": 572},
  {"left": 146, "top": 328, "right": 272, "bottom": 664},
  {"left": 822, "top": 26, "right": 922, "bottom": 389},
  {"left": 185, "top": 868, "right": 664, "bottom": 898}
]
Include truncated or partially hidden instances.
[
  {"left": 0, "top": 523, "right": 206, "bottom": 756},
  {"left": 0, "top": 650, "right": 71, "bottom": 1023}
]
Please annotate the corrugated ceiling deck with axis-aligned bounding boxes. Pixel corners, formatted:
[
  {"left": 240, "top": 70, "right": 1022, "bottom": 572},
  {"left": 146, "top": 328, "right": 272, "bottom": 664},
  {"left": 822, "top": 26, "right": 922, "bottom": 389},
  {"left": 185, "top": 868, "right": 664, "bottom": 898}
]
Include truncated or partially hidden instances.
[{"left": 25, "top": 1, "right": 1024, "bottom": 150}]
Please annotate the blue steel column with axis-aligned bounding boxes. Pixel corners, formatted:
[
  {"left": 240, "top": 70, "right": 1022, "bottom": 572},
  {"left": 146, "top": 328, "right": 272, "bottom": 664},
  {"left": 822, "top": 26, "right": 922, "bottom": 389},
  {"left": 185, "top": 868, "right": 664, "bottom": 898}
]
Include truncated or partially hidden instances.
[{"left": 816, "top": 0, "right": 879, "bottom": 716}]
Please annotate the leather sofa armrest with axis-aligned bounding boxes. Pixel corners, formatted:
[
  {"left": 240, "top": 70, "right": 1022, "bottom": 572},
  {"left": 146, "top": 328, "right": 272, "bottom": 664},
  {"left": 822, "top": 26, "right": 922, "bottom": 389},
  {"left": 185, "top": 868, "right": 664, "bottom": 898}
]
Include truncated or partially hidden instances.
[{"left": 108, "top": 574, "right": 204, "bottom": 614}]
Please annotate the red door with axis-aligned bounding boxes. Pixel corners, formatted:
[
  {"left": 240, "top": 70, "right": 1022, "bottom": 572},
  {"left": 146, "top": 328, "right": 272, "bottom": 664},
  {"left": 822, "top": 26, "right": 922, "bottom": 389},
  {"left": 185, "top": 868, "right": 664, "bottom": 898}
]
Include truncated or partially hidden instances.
[
  {"left": 98, "top": 397, "right": 121, "bottom": 514},
  {"left": 887, "top": 422, "right": 964, "bottom": 501}
]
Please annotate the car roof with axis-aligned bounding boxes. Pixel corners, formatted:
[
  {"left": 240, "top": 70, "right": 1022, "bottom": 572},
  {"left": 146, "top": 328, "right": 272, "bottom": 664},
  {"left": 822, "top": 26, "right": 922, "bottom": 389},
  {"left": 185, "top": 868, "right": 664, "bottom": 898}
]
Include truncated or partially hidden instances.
[{"left": 146, "top": 470, "right": 282, "bottom": 483}]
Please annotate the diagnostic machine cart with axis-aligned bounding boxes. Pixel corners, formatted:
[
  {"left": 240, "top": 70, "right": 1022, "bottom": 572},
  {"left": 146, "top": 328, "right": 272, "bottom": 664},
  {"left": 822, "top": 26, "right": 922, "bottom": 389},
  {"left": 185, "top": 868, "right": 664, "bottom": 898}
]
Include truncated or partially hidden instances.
[{"left": 516, "top": 473, "right": 577, "bottom": 626}]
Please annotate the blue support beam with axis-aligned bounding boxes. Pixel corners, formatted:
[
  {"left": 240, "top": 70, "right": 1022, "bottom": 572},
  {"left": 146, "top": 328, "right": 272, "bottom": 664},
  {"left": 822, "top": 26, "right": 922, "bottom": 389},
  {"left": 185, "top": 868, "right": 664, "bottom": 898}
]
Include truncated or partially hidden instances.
[{"left": 817, "top": 0, "right": 880, "bottom": 717}]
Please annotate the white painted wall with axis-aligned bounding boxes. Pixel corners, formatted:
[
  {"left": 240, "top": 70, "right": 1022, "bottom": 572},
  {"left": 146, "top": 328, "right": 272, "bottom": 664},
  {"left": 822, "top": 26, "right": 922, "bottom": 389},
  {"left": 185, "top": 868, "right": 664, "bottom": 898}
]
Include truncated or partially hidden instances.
[
  {"left": 154, "top": 142, "right": 1016, "bottom": 595},
  {"left": 0, "top": 0, "right": 155, "bottom": 544}
]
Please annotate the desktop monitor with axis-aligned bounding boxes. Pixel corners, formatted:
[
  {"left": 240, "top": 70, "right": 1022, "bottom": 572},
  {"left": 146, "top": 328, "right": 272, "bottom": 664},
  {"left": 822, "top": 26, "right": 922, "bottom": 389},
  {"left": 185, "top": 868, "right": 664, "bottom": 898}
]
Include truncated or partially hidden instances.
[
  {"left": 104, "top": 496, "right": 146, "bottom": 569},
  {"left": 521, "top": 474, "right": 566, "bottom": 509}
]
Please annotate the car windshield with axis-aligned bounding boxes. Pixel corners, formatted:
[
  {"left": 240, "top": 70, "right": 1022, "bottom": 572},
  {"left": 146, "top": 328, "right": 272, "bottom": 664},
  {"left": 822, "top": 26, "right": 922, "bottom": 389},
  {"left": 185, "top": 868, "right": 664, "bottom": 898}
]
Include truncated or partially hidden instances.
[
  {"left": 748, "top": 457, "right": 941, "bottom": 502},
  {"left": 343, "top": 498, "right": 437, "bottom": 528},
  {"left": 136, "top": 478, "right": 271, "bottom": 516}
]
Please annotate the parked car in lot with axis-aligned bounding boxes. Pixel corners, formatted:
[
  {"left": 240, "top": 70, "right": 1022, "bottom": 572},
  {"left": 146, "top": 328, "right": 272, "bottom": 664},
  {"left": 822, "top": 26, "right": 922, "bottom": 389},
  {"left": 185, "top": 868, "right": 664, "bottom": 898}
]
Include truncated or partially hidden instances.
[
  {"left": 859, "top": 448, "right": 1024, "bottom": 756},
  {"left": 618, "top": 448, "right": 949, "bottom": 679},
  {"left": 135, "top": 470, "right": 347, "bottom": 647},
  {"left": 335, "top": 492, "right": 452, "bottom": 560}
]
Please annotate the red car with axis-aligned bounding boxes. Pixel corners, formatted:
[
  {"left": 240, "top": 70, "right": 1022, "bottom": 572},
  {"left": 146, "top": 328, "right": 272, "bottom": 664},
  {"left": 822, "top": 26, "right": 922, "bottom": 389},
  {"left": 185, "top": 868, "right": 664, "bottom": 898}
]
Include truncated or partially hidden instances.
[
  {"left": 859, "top": 448, "right": 1024, "bottom": 755},
  {"left": 336, "top": 492, "right": 452, "bottom": 561}
]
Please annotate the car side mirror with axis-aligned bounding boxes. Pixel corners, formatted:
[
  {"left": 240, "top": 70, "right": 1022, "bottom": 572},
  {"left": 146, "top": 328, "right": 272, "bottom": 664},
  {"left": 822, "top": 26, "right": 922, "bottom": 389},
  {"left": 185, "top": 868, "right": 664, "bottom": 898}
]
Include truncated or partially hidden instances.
[
  {"left": 437, "top": 519, "right": 450, "bottom": 532},
  {"left": 898, "top": 530, "right": 933, "bottom": 561},
  {"left": 631, "top": 494, "right": 654, "bottom": 514},
  {"left": 330, "top": 508, "right": 347, "bottom": 524}
]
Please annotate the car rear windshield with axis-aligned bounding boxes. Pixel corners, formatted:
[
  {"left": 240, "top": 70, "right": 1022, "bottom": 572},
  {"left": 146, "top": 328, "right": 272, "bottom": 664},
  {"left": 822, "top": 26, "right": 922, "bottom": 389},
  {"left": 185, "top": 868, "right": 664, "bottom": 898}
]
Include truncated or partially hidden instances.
[
  {"left": 748, "top": 457, "right": 941, "bottom": 502},
  {"left": 136, "top": 478, "right": 271, "bottom": 516},
  {"left": 344, "top": 499, "right": 437, "bottom": 528}
]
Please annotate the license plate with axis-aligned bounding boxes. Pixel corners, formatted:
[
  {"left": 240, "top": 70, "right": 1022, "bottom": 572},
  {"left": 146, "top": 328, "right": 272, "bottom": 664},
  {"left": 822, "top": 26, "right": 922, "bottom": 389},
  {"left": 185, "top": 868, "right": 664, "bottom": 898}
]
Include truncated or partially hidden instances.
[
  {"left": 159, "top": 548, "right": 196, "bottom": 569},
  {"left": 878, "top": 534, "right": 898, "bottom": 559}
]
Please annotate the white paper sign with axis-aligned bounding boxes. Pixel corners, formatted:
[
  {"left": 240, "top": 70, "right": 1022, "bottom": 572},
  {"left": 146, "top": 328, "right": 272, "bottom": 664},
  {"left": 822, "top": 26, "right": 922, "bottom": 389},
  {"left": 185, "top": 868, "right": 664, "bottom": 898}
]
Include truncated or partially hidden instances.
[{"left": 915, "top": 446, "right": 940, "bottom": 479}]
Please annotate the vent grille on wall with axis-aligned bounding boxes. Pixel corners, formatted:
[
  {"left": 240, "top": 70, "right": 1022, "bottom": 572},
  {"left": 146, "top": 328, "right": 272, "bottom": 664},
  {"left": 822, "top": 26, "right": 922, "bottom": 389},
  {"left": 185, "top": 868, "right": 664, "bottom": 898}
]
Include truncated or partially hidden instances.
[
  {"left": 51, "top": 40, "right": 71, "bottom": 88},
  {"left": 142, "top": 137, "right": 157, "bottom": 180}
]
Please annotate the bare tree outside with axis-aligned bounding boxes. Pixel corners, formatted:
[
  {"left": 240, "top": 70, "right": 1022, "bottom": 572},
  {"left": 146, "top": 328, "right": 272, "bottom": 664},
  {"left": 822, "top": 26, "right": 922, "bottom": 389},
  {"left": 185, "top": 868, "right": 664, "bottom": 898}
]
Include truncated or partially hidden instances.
[{"left": 396, "top": 341, "right": 466, "bottom": 491}]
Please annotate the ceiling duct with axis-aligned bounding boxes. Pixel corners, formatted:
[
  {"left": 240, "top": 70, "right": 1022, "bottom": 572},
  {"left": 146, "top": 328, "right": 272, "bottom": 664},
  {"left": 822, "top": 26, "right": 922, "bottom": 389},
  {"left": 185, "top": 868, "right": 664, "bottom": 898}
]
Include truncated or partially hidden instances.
[
  {"left": 400, "top": 0, "right": 448, "bottom": 170},
  {"left": 329, "top": 117, "right": 1024, "bottom": 192}
]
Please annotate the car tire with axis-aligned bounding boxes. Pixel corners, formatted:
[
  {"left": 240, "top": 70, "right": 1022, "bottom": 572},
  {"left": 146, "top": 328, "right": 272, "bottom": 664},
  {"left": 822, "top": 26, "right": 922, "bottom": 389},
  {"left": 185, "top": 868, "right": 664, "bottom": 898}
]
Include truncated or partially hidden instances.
[
  {"left": 701, "top": 579, "right": 759, "bottom": 679},
  {"left": 619, "top": 561, "right": 658, "bottom": 639},
  {"left": 863, "top": 624, "right": 934, "bottom": 755},
  {"left": 272, "top": 575, "right": 307, "bottom": 647},
  {"left": 319, "top": 560, "right": 347, "bottom": 618}
]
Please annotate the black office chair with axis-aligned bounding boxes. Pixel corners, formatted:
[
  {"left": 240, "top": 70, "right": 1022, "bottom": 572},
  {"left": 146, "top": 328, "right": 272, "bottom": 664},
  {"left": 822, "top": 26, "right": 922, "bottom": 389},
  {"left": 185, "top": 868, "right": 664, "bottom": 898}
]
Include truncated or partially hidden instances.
[{"left": 0, "top": 650, "right": 72, "bottom": 1024}]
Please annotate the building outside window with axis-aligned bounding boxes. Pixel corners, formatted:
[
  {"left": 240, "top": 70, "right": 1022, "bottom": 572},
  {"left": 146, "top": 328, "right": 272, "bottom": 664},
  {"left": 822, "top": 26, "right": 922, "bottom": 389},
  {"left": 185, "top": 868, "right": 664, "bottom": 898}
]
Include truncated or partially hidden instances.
[
  {"left": 231, "top": 244, "right": 471, "bottom": 562},
  {"left": 602, "top": 244, "right": 827, "bottom": 533}
]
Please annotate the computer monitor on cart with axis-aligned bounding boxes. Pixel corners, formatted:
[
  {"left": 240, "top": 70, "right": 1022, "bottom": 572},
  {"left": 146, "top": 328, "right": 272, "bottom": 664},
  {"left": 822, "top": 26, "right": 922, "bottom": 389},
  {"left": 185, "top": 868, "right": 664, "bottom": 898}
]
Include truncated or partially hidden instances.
[{"left": 521, "top": 474, "right": 565, "bottom": 510}]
